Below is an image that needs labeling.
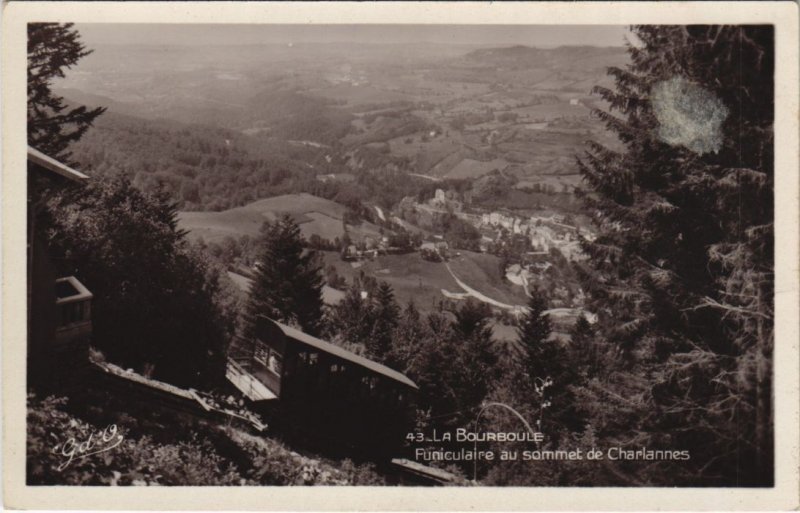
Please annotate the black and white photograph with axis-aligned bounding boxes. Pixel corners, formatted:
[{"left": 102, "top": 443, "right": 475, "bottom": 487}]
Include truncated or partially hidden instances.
[{"left": 6, "top": 1, "right": 799, "bottom": 508}]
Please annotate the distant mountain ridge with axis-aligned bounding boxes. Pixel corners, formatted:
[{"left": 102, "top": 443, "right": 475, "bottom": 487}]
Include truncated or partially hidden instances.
[
  {"left": 460, "top": 44, "right": 629, "bottom": 92},
  {"left": 464, "top": 44, "right": 628, "bottom": 67}
]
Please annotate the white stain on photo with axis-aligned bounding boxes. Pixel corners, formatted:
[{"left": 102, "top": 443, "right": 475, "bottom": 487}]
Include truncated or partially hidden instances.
[{"left": 651, "top": 77, "right": 729, "bottom": 155}]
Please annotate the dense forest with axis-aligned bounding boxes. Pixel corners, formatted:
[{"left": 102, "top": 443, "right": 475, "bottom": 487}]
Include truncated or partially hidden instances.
[
  {"left": 69, "top": 110, "right": 333, "bottom": 210},
  {"left": 68, "top": 109, "right": 450, "bottom": 213}
]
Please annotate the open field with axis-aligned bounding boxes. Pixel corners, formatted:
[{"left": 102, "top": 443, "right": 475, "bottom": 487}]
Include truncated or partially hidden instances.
[
  {"left": 320, "top": 251, "right": 458, "bottom": 311},
  {"left": 443, "top": 158, "right": 511, "bottom": 179},
  {"left": 448, "top": 251, "right": 529, "bottom": 306},
  {"left": 318, "top": 249, "right": 528, "bottom": 313},
  {"left": 308, "top": 84, "right": 414, "bottom": 106},
  {"left": 227, "top": 271, "right": 345, "bottom": 306},
  {"left": 178, "top": 193, "right": 382, "bottom": 244},
  {"left": 511, "top": 101, "right": 590, "bottom": 121},
  {"left": 229, "top": 268, "right": 535, "bottom": 353}
]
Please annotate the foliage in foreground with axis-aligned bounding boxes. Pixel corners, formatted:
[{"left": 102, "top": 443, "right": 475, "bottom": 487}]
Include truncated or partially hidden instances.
[
  {"left": 27, "top": 396, "right": 241, "bottom": 486},
  {"left": 27, "top": 395, "right": 386, "bottom": 486},
  {"left": 575, "top": 25, "right": 774, "bottom": 485},
  {"left": 28, "top": 23, "right": 106, "bottom": 164},
  {"left": 44, "top": 175, "right": 235, "bottom": 388}
]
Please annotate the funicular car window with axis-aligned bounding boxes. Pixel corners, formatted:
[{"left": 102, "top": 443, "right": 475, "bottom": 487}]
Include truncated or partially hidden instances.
[{"left": 254, "top": 344, "right": 268, "bottom": 366}]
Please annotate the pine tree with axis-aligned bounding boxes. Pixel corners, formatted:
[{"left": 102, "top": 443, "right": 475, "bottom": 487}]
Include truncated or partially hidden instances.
[
  {"left": 405, "top": 312, "right": 460, "bottom": 419},
  {"left": 28, "top": 23, "right": 106, "bottom": 164},
  {"left": 516, "top": 293, "right": 554, "bottom": 379},
  {"left": 442, "top": 300, "right": 497, "bottom": 424},
  {"left": 577, "top": 26, "right": 774, "bottom": 485},
  {"left": 452, "top": 299, "right": 493, "bottom": 344},
  {"left": 368, "top": 282, "right": 400, "bottom": 362},
  {"left": 245, "top": 215, "right": 324, "bottom": 336},
  {"left": 327, "top": 278, "right": 375, "bottom": 350},
  {"left": 517, "top": 291, "right": 582, "bottom": 433},
  {"left": 386, "top": 301, "right": 425, "bottom": 372},
  {"left": 570, "top": 315, "right": 596, "bottom": 375},
  {"left": 572, "top": 315, "right": 592, "bottom": 342}
]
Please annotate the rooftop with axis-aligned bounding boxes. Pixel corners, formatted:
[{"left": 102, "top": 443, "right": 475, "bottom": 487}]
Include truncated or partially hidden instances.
[
  {"left": 267, "top": 318, "right": 418, "bottom": 390},
  {"left": 28, "top": 146, "right": 89, "bottom": 183},
  {"left": 55, "top": 276, "right": 93, "bottom": 304}
]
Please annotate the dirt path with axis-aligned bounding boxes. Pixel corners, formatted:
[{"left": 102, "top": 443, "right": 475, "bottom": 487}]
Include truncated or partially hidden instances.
[
  {"left": 444, "top": 262, "right": 524, "bottom": 312},
  {"left": 408, "top": 173, "right": 442, "bottom": 182}
]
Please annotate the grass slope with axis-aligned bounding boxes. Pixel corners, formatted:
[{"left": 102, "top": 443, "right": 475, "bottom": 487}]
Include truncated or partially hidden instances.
[
  {"left": 178, "top": 193, "right": 382, "bottom": 244},
  {"left": 320, "top": 250, "right": 527, "bottom": 313}
]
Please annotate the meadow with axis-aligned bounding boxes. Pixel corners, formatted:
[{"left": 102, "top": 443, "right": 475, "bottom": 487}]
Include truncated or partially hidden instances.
[{"left": 178, "top": 193, "right": 383, "bottom": 244}]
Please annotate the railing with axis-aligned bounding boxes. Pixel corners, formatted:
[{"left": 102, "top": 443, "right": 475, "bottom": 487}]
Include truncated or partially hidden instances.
[
  {"left": 229, "top": 355, "right": 251, "bottom": 368},
  {"left": 226, "top": 358, "right": 265, "bottom": 401},
  {"left": 226, "top": 358, "right": 250, "bottom": 380},
  {"left": 92, "top": 361, "right": 267, "bottom": 432}
]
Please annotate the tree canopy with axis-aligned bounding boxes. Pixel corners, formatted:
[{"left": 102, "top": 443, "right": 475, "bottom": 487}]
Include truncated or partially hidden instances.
[
  {"left": 28, "top": 23, "right": 106, "bottom": 164},
  {"left": 244, "top": 215, "right": 325, "bottom": 336},
  {"left": 29, "top": 23, "right": 235, "bottom": 389},
  {"left": 576, "top": 25, "right": 774, "bottom": 485},
  {"left": 45, "top": 176, "right": 233, "bottom": 387}
]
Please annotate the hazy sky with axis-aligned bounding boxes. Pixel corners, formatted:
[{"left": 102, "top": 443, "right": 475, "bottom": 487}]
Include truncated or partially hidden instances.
[{"left": 75, "top": 24, "right": 630, "bottom": 47}]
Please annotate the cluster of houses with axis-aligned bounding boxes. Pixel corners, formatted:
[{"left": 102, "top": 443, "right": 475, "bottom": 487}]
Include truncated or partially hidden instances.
[
  {"left": 427, "top": 188, "right": 464, "bottom": 212},
  {"left": 341, "top": 235, "right": 450, "bottom": 264},
  {"left": 341, "top": 236, "right": 391, "bottom": 261},
  {"left": 477, "top": 211, "right": 596, "bottom": 261},
  {"left": 397, "top": 190, "right": 595, "bottom": 262}
]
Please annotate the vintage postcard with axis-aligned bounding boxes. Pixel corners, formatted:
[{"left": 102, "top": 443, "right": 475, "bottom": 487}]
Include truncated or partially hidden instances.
[{"left": 3, "top": 1, "right": 799, "bottom": 510}]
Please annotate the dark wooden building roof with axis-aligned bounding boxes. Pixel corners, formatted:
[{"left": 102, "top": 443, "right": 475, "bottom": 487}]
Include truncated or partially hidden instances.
[
  {"left": 270, "top": 319, "right": 418, "bottom": 390},
  {"left": 28, "top": 146, "right": 88, "bottom": 183}
]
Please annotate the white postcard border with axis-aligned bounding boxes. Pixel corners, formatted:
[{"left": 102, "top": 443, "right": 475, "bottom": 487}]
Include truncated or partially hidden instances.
[{"left": 3, "top": 2, "right": 798, "bottom": 510}]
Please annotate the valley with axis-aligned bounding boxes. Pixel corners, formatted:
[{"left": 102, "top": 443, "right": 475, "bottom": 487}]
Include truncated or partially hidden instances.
[
  {"left": 62, "top": 40, "right": 626, "bottom": 339},
  {"left": 25, "top": 21, "right": 776, "bottom": 490}
]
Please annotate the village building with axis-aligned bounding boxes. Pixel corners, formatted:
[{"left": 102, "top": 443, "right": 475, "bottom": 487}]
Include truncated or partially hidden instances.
[{"left": 27, "top": 146, "right": 94, "bottom": 394}]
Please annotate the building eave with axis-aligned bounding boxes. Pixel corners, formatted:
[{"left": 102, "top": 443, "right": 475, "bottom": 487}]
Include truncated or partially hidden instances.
[{"left": 28, "top": 146, "right": 89, "bottom": 183}]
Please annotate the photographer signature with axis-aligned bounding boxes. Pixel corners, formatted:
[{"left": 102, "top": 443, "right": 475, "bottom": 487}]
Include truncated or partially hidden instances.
[{"left": 52, "top": 424, "right": 125, "bottom": 471}]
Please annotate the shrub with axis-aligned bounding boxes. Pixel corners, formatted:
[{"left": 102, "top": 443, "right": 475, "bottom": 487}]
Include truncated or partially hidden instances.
[{"left": 27, "top": 394, "right": 244, "bottom": 486}]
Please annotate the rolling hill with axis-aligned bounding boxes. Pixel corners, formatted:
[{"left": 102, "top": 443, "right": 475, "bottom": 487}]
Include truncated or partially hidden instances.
[
  {"left": 318, "top": 250, "right": 529, "bottom": 313},
  {"left": 178, "top": 193, "right": 383, "bottom": 244},
  {"left": 462, "top": 45, "right": 629, "bottom": 91},
  {"left": 67, "top": 109, "right": 338, "bottom": 211}
]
